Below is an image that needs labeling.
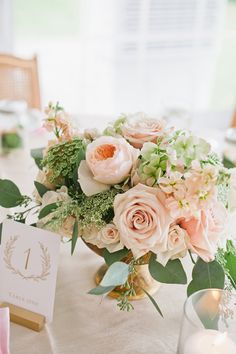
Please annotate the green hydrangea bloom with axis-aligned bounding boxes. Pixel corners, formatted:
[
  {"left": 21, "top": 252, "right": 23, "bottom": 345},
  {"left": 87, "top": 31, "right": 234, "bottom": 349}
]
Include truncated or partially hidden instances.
[
  {"left": 138, "top": 143, "right": 168, "bottom": 186},
  {"left": 171, "top": 133, "right": 210, "bottom": 168}
]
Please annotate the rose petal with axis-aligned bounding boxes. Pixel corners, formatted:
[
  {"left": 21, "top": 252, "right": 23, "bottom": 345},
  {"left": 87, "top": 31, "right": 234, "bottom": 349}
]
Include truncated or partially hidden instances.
[{"left": 78, "top": 160, "right": 110, "bottom": 196}]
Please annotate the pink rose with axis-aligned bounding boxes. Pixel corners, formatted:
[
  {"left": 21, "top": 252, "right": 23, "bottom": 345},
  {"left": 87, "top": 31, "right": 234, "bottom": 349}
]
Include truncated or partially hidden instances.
[
  {"left": 113, "top": 183, "right": 172, "bottom": 258},
  {"left": 78, "top": 136, "right": 139, "bottom": 196},
  {"left": 179, "top": 201, "right": 227, "bottom": 262},
  {"left": 157, "top": 223, "right": 189, "bottom": 265},
  {"left": 121, "top": 113, "right": 166, "bottom": 148}
]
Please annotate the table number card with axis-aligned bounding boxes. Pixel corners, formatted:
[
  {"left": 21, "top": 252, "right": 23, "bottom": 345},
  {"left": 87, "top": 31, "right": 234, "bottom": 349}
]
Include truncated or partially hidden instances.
[{"left": 0, "top": 220, "right": 60, "bottom": 322}]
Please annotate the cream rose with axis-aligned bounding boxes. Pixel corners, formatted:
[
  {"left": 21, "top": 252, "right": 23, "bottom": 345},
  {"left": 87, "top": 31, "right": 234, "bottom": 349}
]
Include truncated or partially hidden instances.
[
  {"left": 41, "top": 186, "right": 71, "bottom": 208},
  {"left": 37, "top": 186, "right": 75, "bottom": 237},
  {"left": 78, "top": 136, "right": 139, "bottom": 196},
  {"left": 121, "top": 113, "right": 166, "bottom": 148},
  {"left": 157, "top": 223, "right": 189, "bottom": 265},
  {"left": 83, "top": 224, "right": 124, "bottom": 253},
  {"left": 113, "top": 183, "right": 172, "bottom": 258}
]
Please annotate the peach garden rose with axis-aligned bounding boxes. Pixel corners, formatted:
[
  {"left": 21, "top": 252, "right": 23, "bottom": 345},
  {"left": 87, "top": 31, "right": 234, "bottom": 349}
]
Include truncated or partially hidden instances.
[
  {"left": 78, "top": 136, "right": 139, "bottom": 196},
  {"left": 113, "top": 183, "right": 172, "bottom": 258}
]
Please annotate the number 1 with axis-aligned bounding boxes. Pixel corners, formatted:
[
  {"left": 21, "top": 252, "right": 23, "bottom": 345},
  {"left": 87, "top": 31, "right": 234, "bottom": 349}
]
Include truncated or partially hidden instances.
[{"left": 24, "top": 248, "right": 31, "bottom": 270}]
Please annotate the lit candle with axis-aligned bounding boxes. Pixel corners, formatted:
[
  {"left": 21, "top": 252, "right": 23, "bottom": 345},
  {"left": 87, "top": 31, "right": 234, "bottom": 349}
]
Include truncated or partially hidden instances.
[{"left": 183, "top": 330, "right": 236, "bottom": 354}]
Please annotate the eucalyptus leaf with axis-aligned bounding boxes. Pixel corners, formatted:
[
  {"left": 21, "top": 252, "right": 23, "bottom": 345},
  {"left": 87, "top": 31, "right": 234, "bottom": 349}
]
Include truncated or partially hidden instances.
[
  {"left": 31, "top": 147, "right": 44, "bottom": 170},
  {"left": 100, "top": 262, "right": 129, "bottom": 287},
  {"left": 0, "top": 179, "right": 24, "bottom": 208},
  {"left": 149, "top": 254, "right": 187, "bottom": 284},
  {"left": 34, "top": 181, "right": 51, "bottom": 198},
  {"left": 187, "top": 258, "right": 225, "bottom": 297},
  {"left": 141, "top": 287, "right": 163, "bottom": 317},
  {"left": 38, "top": 202, "right": 59, "bottom": 219},
  {"left": 103, "top": 247, "right": 129, "bottom": 266},
  {"left": 88, "top": 285, "right": 115, "bottom": 295},
  {"left": 71, "top": 220, "right": 78, "bottom": 255}
]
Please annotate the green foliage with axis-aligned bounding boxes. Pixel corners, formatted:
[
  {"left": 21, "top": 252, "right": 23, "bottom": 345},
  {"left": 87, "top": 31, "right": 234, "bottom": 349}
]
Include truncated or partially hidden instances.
[
  {"left": 216, "top": 168, "right": 231, "bottom": 206},
  {"left": 202, "top": 152, "right": 222, "bottom": 167},
  {"left": 34, "top": 181, "right": 51, "bottom": 197},
  {"left": 88, "top": 285, "right": 115, "bottom": 295},
  {"left": 42, "top": 138, "right": 85, "bottom": 184},
  {"left": 71, "top": 220, "right": 78, "bottom": 255},
  {"left": 116, "top": 259, "right": 139, "bottom": 311},
  {"left": 103, "top": 247, "right": 129, "bottom": 266},
  {"left": 149, "top": 254, "right": 187, "bottom": 284},
  {"left": 100, "top": 262, "right": 129, "bottom": 287},
  {"left": 38, "top": 202, "right": 60, "bottom": 220},
  {"left": 225, "top": 251, "right": 236, "bottom": 288},
  {"left": 31, "top": 147, "right": 44, "bottom": 170},
  {"left": 88, "top": 262, "right": 129, "bottom": 296},
  {"left": 217, "top": 240, "right": 236, "bottom": 289},
  {"left": 48, "top": 189, "right": 120, "bottom": 233},
  {"left": 223, "top": 156, "right": 235, "bottom": 169},
  {"left": 187, "top": 258, "right": 225, "bottom": 297},
  {"left": 117, "top": 290, "right": 135, "bottom": 311},
  {"left": 141, "top": 288, "right": 163, "bottom": 317},
  {"left": 0, "top": 179, "right": 24, "bottom": 208}
]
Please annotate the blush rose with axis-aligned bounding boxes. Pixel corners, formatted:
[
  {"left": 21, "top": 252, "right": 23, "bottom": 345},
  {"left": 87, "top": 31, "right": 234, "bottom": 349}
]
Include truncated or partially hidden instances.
[{"left": 113, "top": 183, "right": 172, "bottom": 258}]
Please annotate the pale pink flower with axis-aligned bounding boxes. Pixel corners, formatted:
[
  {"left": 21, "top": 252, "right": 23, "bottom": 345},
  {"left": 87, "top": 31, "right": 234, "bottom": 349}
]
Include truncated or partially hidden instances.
[
  {"left": 113, "top": 183, "right": 172, "bottom": 259},
  {"left": 166, "top": 195, "right": 193, "bottom": 219},
  {"left": 40, "top": 186, "right": 71, "bottom": 208},
  {"left": 179, "top": 200, "right": 227, "bottom": 262},
  {"left": 43, "top": 105, "right": 74, "bottom": 141},
  {"left": 121, "top": 113, "right": 166, "bottom": 148},
  {"left": 156, "top": 223, "right": 189, "bottom": 265},
  {"left": 184, "top": 165, "right": 217, "bottom": 209},
  {"left": 158, "top": 171, "right": 183, "bottom": 194}
]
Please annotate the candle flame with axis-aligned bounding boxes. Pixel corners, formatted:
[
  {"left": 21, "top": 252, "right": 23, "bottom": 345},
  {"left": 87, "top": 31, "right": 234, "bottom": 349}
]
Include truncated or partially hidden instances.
[{"left": 211, "top": 290, "right": 221, "bottom": 302}]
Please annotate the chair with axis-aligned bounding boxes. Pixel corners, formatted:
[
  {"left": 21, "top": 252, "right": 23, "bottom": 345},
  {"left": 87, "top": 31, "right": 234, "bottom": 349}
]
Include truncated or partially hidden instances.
[{"left": 0, "top": 54, "right": 41, "bottom": 109}]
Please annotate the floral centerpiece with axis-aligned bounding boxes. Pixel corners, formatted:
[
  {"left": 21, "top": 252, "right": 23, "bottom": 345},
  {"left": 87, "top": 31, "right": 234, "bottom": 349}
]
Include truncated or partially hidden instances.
[{"left": 1, "top": 102, "right": 236, "bottom": 315}]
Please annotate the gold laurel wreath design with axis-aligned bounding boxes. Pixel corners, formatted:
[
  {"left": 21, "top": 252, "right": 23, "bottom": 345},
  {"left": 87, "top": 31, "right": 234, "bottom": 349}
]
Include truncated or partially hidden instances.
[{"left": 3, "top": 236, "right": 51, "bottom": 281}]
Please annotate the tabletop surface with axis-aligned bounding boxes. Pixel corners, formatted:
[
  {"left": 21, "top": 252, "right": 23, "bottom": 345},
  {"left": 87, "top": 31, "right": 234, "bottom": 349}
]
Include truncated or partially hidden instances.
[{"left": 0, "top": 117, "right": 226, "bottom": 354}]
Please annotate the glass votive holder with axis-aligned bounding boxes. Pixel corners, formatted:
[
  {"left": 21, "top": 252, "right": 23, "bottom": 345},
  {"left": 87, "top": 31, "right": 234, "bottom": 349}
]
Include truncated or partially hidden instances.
[{"left": 177, "top": 289, "right": 236, "bottom": 354}]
